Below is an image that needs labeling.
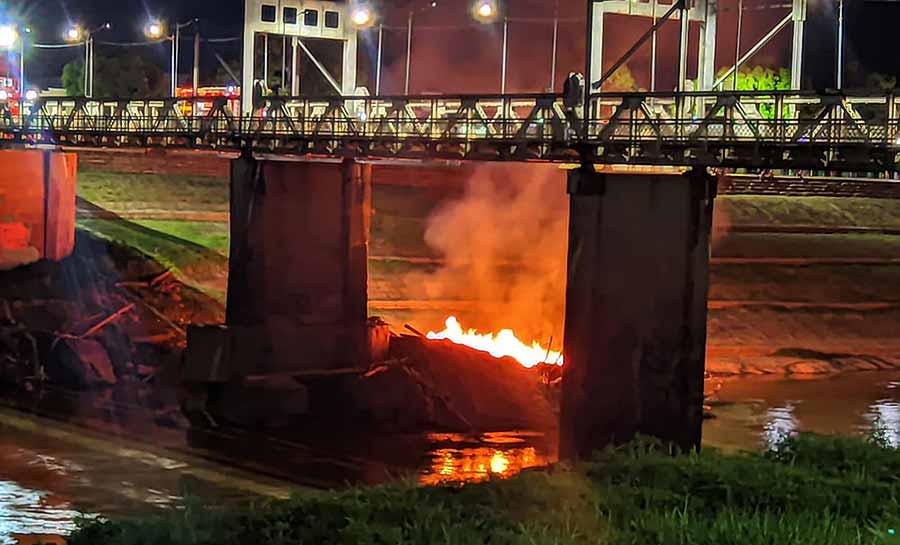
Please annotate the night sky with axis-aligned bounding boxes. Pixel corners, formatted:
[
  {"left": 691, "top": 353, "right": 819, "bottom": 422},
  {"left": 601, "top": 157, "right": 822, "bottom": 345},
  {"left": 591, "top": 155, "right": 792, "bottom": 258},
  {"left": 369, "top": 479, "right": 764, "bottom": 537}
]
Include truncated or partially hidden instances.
[{"left": 2, "top": 0, "right": 899, "bottom": 92}]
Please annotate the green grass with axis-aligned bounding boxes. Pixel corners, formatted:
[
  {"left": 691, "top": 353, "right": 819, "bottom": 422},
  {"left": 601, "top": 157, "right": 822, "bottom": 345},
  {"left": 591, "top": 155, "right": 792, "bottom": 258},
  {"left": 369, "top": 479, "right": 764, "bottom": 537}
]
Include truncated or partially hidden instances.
[
  {"left": 131, "top": 220, "right": 230, "bottom": 256},
  {"left": 718, "top": 196, "right": 900, "bottom": 228},
  {"left": 78, "top": 171, "right": 228, "bottom": 212},
  {"left": 76, "top": 219, "right": 227, "bottom": 283},
  {"left": 67, "top": 434, "right": 900, "bottom": 545}
]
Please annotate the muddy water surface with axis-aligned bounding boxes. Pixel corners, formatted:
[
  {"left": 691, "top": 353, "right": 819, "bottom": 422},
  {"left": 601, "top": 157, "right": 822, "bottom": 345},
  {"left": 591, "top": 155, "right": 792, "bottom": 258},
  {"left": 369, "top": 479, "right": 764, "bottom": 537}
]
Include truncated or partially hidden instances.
[{"left": 3, "top": 371, "right": 900, "bottom": 544}]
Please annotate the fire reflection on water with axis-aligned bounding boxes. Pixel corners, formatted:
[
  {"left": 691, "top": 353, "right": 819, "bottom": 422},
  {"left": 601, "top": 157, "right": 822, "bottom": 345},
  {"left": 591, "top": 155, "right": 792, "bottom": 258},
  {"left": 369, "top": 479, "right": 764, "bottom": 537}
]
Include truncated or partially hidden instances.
[{"left": 420, "top": 433, "right": 553, "bottom": 485}]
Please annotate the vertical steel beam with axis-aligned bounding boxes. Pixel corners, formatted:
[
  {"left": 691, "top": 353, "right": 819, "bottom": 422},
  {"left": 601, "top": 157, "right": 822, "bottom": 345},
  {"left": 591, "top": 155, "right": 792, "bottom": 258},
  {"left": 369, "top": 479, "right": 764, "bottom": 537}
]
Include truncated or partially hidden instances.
[
  {"left": 791, "top": 0, "right": 807, "bottom": 90},
  {"left": 733, "top": 0, "right": 743, "bottom": 89},
  {"left": 342, "top": 25, "right": 359, "bottom": 95},
  {"left": 263, "top": 33, "right": 269, "bottom": 88},
  {"left": 591, "top": 4, "right": 605, "bottom": 90},
  {"left": 651, "top": 0, "right": 658, "bottom": 92},
  {"left": 678, "top": 0, "right": 689, "bottom": 92},
  {"left": 699, "top": 0, "right": 718, "bottom": 91},
  {"left": 291, "top": 36, "right": 300, "bottom": 95}
]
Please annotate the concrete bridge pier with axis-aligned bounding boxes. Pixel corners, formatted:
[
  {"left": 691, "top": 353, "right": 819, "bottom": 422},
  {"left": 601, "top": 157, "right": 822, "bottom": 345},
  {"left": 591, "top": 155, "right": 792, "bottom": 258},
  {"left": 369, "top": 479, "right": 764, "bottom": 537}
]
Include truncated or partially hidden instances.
[
  {"left": 224, "top": 154, "right": 384, "bottom": 374},
  {"left": 560, "top": 166, "right": 717, "bottom": 459}
]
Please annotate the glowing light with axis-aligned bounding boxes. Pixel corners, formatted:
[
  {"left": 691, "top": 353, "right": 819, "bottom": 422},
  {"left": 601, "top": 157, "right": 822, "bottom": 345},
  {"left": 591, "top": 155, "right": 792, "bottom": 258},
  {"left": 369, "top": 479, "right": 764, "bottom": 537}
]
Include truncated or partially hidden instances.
[
  {"left": 65, "top": 25, "right": 83, "bottom": 42},
  {"left": 350, "top": 6, "right": 374, "bottom": 27},
  {"left": 0, "top": 90, "right": 7, "bottom": 101},
  {"left": 472, "top": 0, "right": 499, "bottom": 21},
  {"left": 144, "top": 20, "right": 165, "bottom": 39},
  {"left": 24, "top": 89, "right": 38, "bottom": 101},
  {"left": 426, "top": 316, "right": 562, "bottom": 368},
  {"left": 0, "top": 25, "right": 18, "bottom": 49}
]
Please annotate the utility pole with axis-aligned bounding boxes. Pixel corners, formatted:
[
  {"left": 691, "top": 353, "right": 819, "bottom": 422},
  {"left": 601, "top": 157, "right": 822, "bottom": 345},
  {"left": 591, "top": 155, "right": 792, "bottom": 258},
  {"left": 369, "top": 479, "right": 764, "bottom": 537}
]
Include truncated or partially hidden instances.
[
  {"left": 501, "top": 17, "right": 509, "bottom": 94},
  {"left": 836, "top": 0, "right": 844, "bottom": 89},
  {"left": 376, "top": 24, "right": 384, "bottom": 95},
  {"left": 405, "top": 11, "right": 413, "bottom": 94},
  {"left": 733, "top": 0, "right": 743, "bottom": 89},
  {"left": 193, "top": 31, "right": 201, "bottom": 96}
]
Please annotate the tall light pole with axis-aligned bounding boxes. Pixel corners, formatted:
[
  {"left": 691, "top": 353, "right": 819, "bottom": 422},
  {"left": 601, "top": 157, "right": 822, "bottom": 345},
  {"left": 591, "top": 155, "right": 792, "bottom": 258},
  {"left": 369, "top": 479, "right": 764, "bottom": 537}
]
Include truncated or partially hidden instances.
[
  {"left": 404, "top": 11, "right": 413, "bottom": 94},
  {"left": 550, "top": 0, "right": 559, "bottom": 91},
  {"left": 472, "top": 0, "right": 502, "bottom": 92},
  {"left": 836, "top": 0, "right": 844, "bottom": 89},
  {"left": 733, "top": 0, "right": 743, "bottom": 90},
  {"left": 173, "top": 19, "right": 200, "bottom": 97},
  {"left": 66, "top": 23, "right": 111, "bottom": 98},
  {"left": 402, "top": 2, "right": 438, "bottom": 95},
  {"left": 146, "top": 18, "right": 198, "bottom": 97}
]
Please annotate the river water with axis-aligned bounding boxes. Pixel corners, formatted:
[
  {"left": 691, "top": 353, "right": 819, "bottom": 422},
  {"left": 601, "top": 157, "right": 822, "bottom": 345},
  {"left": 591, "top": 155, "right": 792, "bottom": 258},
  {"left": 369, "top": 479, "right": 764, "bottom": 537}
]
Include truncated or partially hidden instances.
[{"left": 3, "top": 370, "right": 900, "bottom": 544}]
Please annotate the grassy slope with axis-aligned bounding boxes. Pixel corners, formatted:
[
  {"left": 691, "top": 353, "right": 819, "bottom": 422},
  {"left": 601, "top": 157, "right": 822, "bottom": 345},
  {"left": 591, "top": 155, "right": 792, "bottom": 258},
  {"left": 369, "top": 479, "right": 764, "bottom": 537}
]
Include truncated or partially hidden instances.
[
  {"left": 69, "top": 434, "right": 900, "bottom": 545},
  {"left": 720, "top": 195, "right": 900, "bottom": 228},
  {"left": 78, "top": 171, "right": 229, "bottom": 212}
]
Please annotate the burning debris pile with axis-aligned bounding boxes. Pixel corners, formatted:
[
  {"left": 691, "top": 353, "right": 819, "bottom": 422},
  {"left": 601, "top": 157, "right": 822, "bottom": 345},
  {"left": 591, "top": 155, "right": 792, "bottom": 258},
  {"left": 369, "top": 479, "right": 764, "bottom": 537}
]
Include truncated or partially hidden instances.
[{"left": 345, "top": 332, "right": 558, "bottom": 433}]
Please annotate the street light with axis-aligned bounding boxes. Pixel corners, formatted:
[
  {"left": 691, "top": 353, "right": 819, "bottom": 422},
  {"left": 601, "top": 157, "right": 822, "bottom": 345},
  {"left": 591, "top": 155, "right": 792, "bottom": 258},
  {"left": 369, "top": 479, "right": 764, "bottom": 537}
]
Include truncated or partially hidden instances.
[
  {"left": 472, "top": 0, "right": 499, "bottom": 23},
  {"left": 67, "top": 23, "right": 111, "bottom": 97},
  {"left": 147, "top": 18, "right": 199, "bottom": 97},
  {"left": 144, "top": 19, "right": 165, "bottom": 40},
  {"left": 403, "top": 1, "right": 440, "bottom": 95},
  {"left": 0, "top": 25, "right": 17, "bottom": 49},
  {"left": 351, "top": 5, "right": 376, "bottom": 28},
  {"left": 65, "top": 25, "right": 84, "bottom": 42}
]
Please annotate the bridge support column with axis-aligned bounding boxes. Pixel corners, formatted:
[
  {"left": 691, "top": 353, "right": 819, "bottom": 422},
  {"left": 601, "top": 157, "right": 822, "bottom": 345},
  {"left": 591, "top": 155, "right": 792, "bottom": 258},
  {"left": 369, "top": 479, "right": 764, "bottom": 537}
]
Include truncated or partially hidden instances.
[
  {"left": 0, "top": 150, "right": 76, "bottom": 271},
  {"left": 223, "top": 155, "right": 380, "bottom": 375},
  {"left": 560, "top": 167, "right": 716, "bottom": 460}
]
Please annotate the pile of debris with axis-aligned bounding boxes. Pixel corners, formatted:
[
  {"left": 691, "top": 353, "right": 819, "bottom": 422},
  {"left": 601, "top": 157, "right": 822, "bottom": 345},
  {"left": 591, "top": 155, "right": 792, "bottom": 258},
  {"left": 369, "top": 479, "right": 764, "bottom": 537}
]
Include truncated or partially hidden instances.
[
  {"left": 346, "top": 334, "right": 558, "bottom": 433},
  {"left": 0, "top": 232, "right": 222, "bottom": 399}
]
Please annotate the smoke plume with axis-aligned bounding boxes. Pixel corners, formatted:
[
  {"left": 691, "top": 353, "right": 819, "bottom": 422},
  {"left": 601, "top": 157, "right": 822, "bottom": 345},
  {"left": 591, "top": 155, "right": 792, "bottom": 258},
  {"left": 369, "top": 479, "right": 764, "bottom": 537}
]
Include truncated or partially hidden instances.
[{"left": 409, "top": 164, "right": 569, "bottom": 345}]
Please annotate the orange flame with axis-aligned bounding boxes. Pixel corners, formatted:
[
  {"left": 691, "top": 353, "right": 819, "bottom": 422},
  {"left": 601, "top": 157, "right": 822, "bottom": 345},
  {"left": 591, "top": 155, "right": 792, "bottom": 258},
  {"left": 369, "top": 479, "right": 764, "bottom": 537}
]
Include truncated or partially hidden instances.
[{"left": 426, "top": 316, "right": 563, "bottom": 368}]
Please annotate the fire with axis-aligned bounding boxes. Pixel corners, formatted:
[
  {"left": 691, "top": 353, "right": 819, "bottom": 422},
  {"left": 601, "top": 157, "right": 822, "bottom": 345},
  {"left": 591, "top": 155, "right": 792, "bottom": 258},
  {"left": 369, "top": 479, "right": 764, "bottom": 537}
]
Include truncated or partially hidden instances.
[{"left": 426, "top": 316, "right": 563, "bottom": 368}]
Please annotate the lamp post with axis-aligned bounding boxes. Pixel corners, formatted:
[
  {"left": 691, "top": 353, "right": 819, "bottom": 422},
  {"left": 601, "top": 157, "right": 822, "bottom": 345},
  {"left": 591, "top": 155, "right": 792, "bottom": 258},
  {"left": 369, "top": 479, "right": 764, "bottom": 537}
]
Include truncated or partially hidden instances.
[
  {"left": 403, "top": 1, "right": 439, "bottom": 95},
  {"left": 145, "top": 18, "right": 198, "bottom": 97},
  {"left": 836, "top": 0, "right": 844, "bottom": 89},
  {"left": 66, "top": 23, "right": 111, "bottom": 97},
  {"left": 172, "top": 19, "right": 199, "bottom": 97},
  {"left": 471, "top": 1, "right": 503, "bottom": 93}
]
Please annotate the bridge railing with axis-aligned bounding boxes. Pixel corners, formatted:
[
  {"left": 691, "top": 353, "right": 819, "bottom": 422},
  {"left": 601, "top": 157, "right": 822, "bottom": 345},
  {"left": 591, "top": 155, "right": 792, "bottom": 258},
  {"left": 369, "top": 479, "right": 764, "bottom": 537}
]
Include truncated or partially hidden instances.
[
  {"left": 586, "top": 91, "right": 900, "bottom": 148},
  {"left": 1, "top": 91, "right": 898, "bottom": 167}
]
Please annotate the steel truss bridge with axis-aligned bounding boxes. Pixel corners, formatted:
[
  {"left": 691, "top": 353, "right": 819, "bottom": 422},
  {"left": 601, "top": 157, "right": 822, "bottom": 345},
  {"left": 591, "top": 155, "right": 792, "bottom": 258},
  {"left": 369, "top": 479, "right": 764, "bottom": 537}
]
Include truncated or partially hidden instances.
[{"left": 1, "top": 91, "right": 899, "bottom": 172}]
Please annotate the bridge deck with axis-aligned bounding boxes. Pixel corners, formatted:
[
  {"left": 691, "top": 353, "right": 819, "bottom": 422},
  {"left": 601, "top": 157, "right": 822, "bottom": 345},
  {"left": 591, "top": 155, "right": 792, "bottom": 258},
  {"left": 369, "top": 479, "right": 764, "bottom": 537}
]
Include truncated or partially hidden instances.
[{"left": 1, "top": 91, "right": 898, "bottom": 171}]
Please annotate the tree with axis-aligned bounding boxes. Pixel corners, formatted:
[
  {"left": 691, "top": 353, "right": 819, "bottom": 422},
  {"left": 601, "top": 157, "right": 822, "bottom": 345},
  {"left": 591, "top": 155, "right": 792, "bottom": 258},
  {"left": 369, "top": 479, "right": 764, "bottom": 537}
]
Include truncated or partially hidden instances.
[
  {"left": 717, "top": 65, "right": 791, "bottom": 93},
  {"left": 61, "top": 52, "right": 168, "bottom": 98},
  {"left": 866, "top": 72, "right": 898, "bottom": 91},
  {"left": 716, "top": 65, "right": 791, "bottom": 119},
  {"left": 61, "top": 60, "right": 85, "bottom": 96},
  {"left": 604, "top": 65, "right": 640, "bottom": 92}
]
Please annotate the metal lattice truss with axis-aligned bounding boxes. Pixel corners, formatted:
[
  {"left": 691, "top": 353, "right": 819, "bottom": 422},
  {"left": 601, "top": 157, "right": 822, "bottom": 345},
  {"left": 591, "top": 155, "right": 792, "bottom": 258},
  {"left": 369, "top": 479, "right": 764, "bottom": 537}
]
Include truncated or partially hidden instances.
[{"left": 1, "top": 91, "right": 898, "bottom": 171}]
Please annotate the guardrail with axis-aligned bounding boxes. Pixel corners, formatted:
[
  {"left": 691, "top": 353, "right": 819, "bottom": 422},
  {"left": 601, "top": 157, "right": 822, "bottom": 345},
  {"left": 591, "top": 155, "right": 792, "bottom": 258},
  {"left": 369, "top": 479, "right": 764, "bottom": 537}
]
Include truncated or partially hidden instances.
[{"left": 1, "top": 91, "right": 898, "bottom": 170}]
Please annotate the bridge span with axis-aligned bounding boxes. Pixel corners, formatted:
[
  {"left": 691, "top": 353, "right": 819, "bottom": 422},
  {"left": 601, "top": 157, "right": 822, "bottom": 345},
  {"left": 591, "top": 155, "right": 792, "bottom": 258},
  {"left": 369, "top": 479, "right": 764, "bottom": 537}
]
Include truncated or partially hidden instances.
[{"left": 2, "top": 90, "right": 899, "bottom": 172}]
